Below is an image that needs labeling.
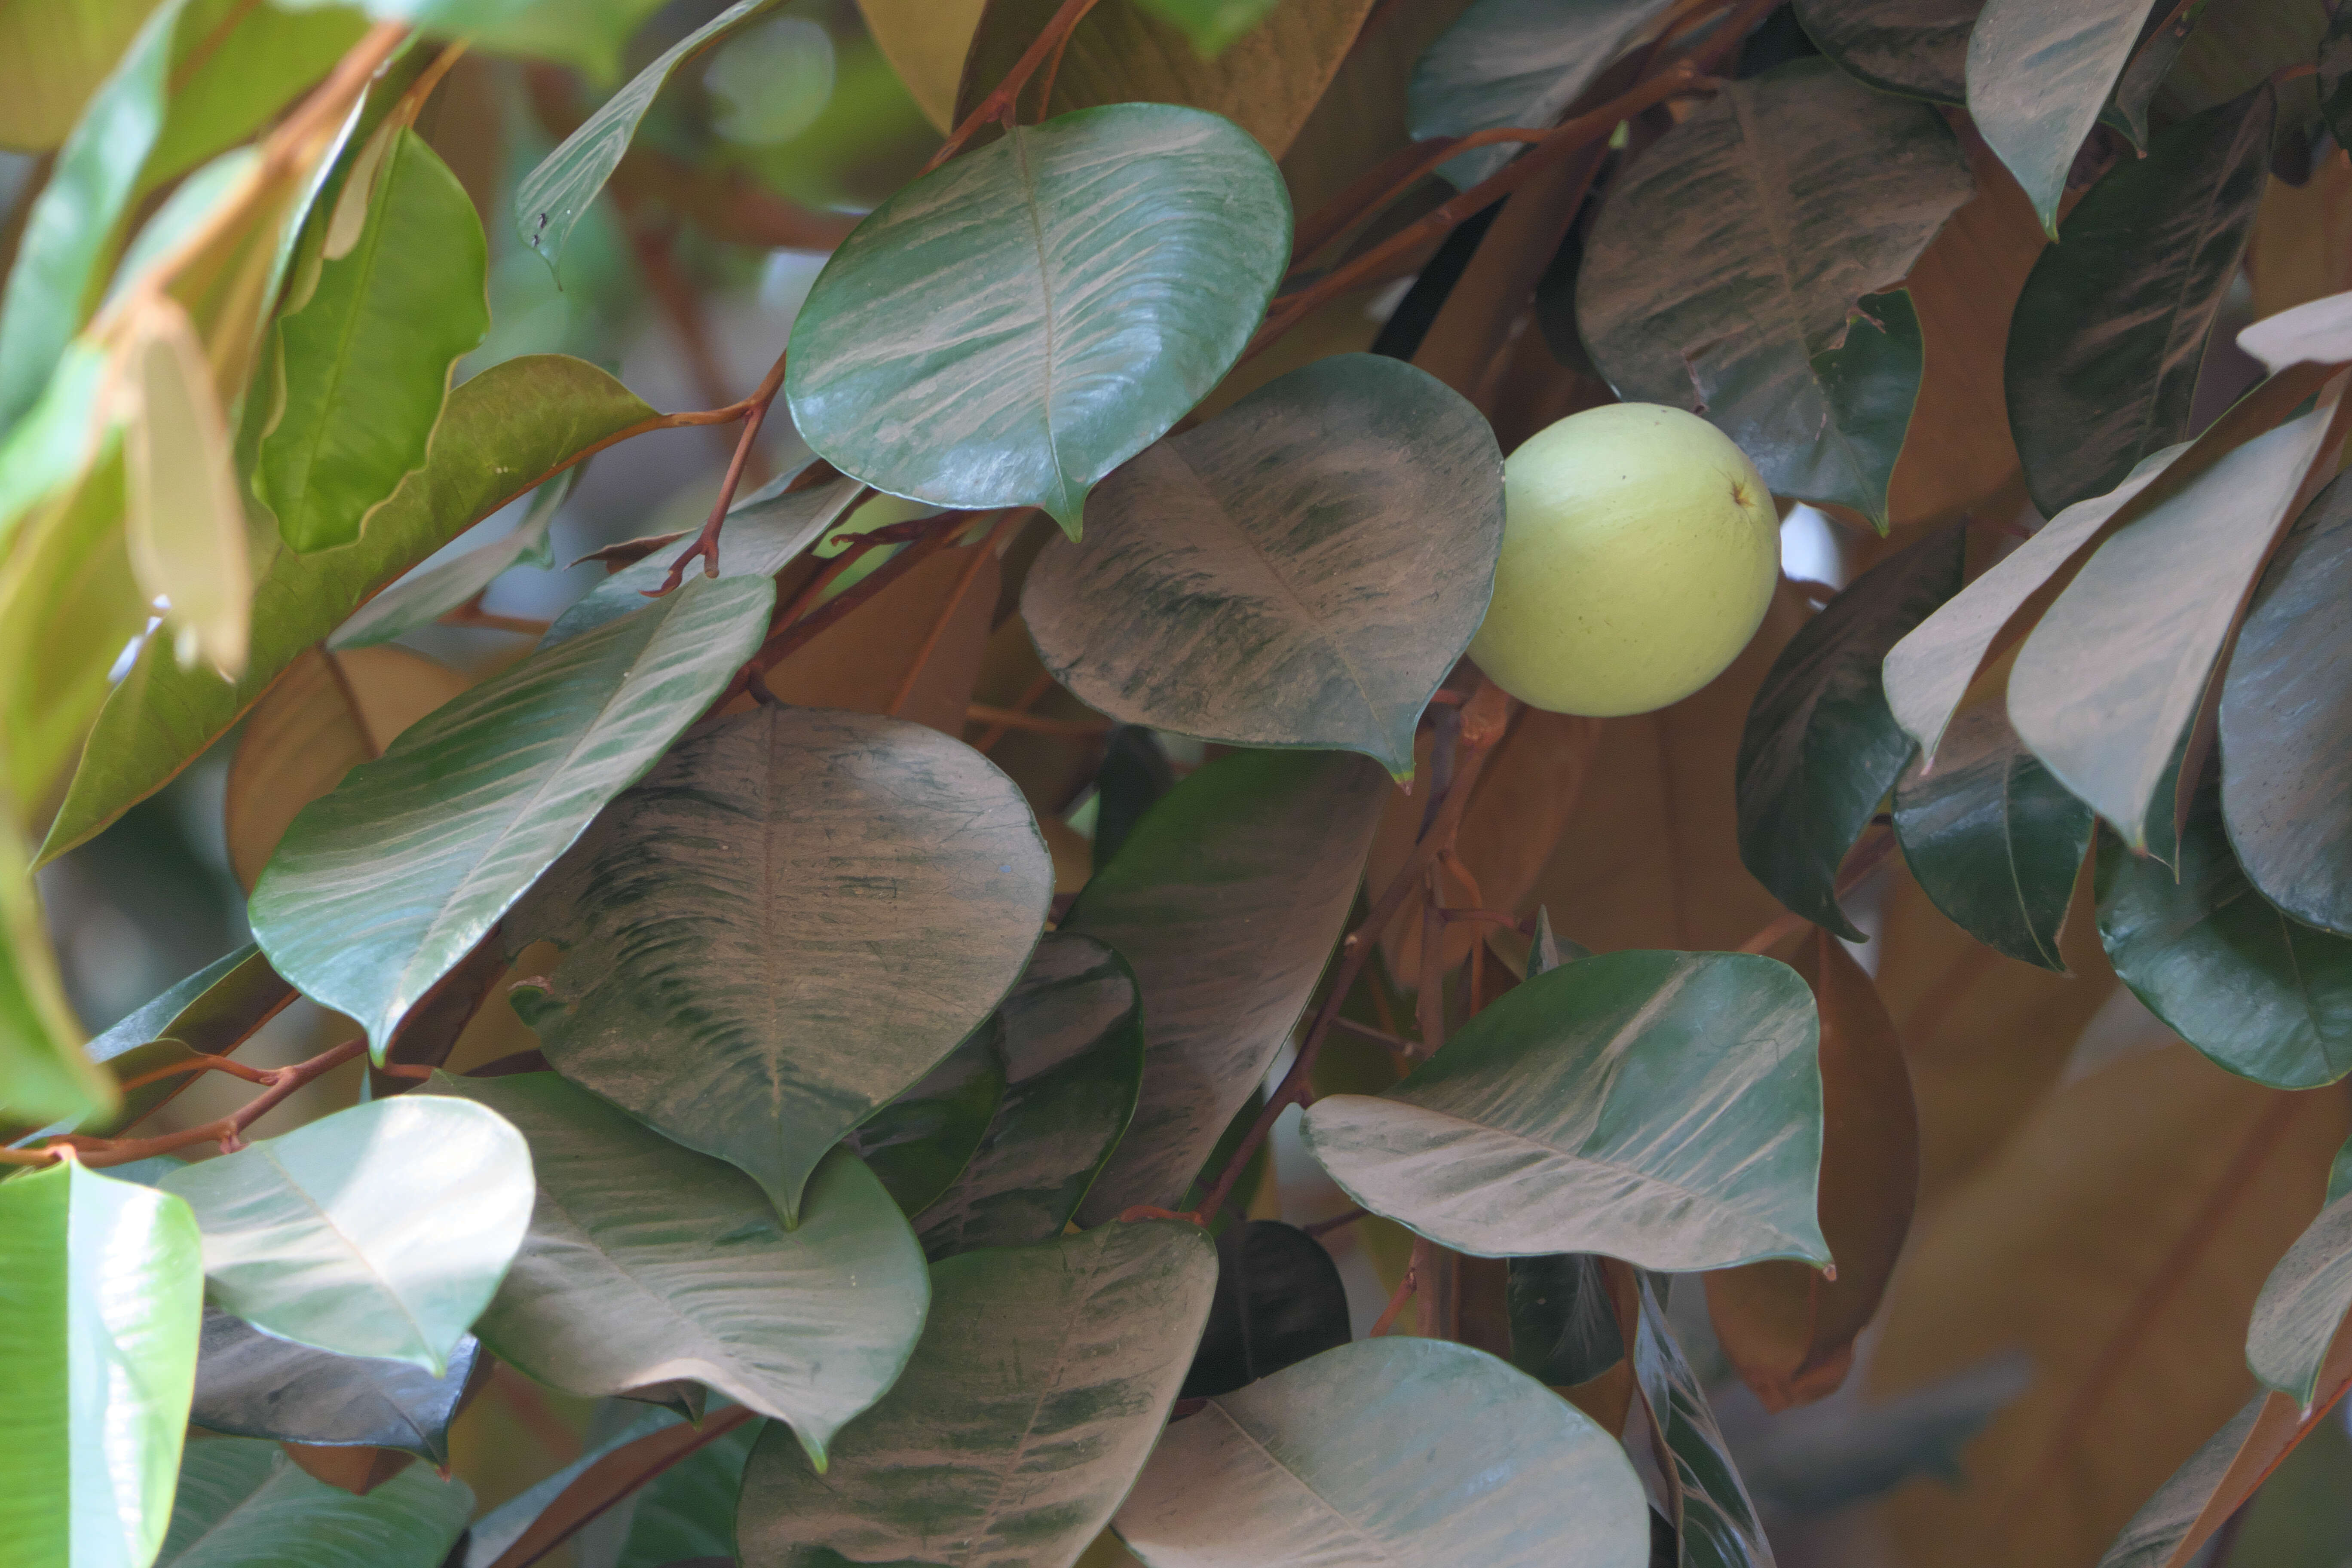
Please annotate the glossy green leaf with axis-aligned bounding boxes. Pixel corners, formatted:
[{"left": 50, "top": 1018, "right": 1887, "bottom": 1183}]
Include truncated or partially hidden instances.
[
  {"left": 1133, "top": 0, "right": 1279, "bottom": 56},
  {"left": 1023, "top": 353, "right": 1502, "bottom": 773},
  {"left": 1631, "top": 1274, "right": 1772, "bottom": 1568},
  {"left": 251, "top": 573, "right": 773, "bottom": 1056},
  {"left": 1965, "top": 0, "right": 2150, "bottom": 233},
  {"left": 1892, "top": 697, "right": 2094, "bottom": 972},
  {"left": 913, "top": 931, "right": 1146, "bottom": 1258},
  {"left": 1576, "top": 61, "right": 1970, "bottom": 525},
  {"left": 847, "top": 1023, "right": 1008, "bottom": 1217},
  {"left": 328, "top": 469, "right": 576, "bottom": 650},
  {"left": 1182, "top": 1219, "right": 1351, "bottom": 1399},
  {"left": 574, "top": 1407, "right": 763, "bottom": 1568},
  {"left": 506, "top": 702, "right": 1050, "bottom": 1223},
  {"left": 2006, "top": 88, "right": 2274, "bottom": 517},
  {"left": 191, "top": 1308, "right": 478, "bottom": 1462},
  {"left": 514, "top": 0, "right": 772, "bottom": 276},
  {"left": 0, "top": 1160, "right": 202, "bottom": 1568},
  {"left": 429, "top": 1071, "right": 928, "bottom": 1470},
  {"left": 1406, "top": 0, "right": 1678, "bottom": 187},
  {"left": 156, "top": 1436, "right": 472, "bottom": 1568},
  {"left": 259, "top": 127, "right": 489, "bottom": 552},
  {"left": 2097, "top": 779, "right": 2352, "bottom": 1089},
  {"left": 2221, "top": 469, "right": 2352, "bottom": 935},
  {"left": 0, "top": 815, "right": 110, "bottom": 1128},
  {"left": 159, "top": 1096, "right": 531, "bottom": 1373},
  {"left": 1067, "top": 746, "right": 1387, "bottom": 1222},
  {"left": 2013, "top": 393, "right": 2343, "bottom": 851},
  {"left": 1883, "top": 443, "right": 2180, "bottom": 762},
  {"left": 737, "top": 1220, "right": 1218, "bottom": 1567},
  {"left": 41, "top": 353, "right": 658, "bottom": 864},
  {"left": 1116, "top": 1337, "right": 1650, "bottom": 1567},
  {"left": 2248, "top": 1191, "right": 2352, "bottom": 1406},
  {"left": 1737, "top": 527, "right": 1963, "bottom": 938},
  {"left": 784, "top": 103, "right": 1289, "bottom": 536},
  {"left": 1790, "top": 0, "right": 1975, "bottom": 104},
  {"left": 1301, "top": 950, "right": 1828, "bottom": 1269}
]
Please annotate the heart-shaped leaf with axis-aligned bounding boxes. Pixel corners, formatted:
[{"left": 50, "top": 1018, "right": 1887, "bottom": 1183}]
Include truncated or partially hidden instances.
[
  {"left": 1302, "top": 950, "right": 1828, "bottom": 1270},
  {"left": 1023, "top": 352, "right": 1502, "bottom": 773},
  {"left": 1115, "top": 1337, "right": 1650, "bottom": 1566},
  {"left": 1182, "top": 1218, "right": 1351, "bottom": 1399},
  {"left": 191, "top": 1308, "right": 478, "bottom": 1464},
  {"left": 161, "top": 1096, "right": 533, "bottom": 1375},
  {"left": 736, "top": 1219, "right": 1217, "bottom": 1567},
  {"left": 251, "top": 573, "right": 775, "bottom": 1057},
  {"left": 1965, "top": 0, "right": 2155, "bottom": 232},
  {"left": 784, "top": 103, "right": 1289, "bottom": 536},
  {"left": 507, "top": 703, "right": 1050, "bottom": 1223},
  {"left": 846, "top": 1023, "right": 1008, "bottom": 1217},
  {"left": 428, "top": 1072, "right": 928, "bottom": 1471},
  {"left": 1068, "top": 746, "right": 1388, "bottom": 1222},
  {"left": 156, "top": 1437, "right": 472, "bottom": 1568}
]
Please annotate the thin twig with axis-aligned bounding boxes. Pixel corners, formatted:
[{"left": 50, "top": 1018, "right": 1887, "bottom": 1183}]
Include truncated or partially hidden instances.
[
  {"left": 1370, "top": 1268, "right": 1419, "bottom": 1336},
  {"left": 114, "top": 1054, "right": 276, "bottom": 1093},
  {"left": 918, "top": 0, "right": 1105, "bottom": 176},
  {"left": 965, "top": 702, "right": 1108, "bottom": 738},
  {"left": 884, "top": 511, "right": 1021, "bottom": 717},
  {"left": 652, "top": 349, "right": 791, "bottom": 592},
  {"left": 30, "top": 1039, "right": 368, "bottom": 1167},
  {"left": 971, "top": 670, "right": 1060, "bottom": 752},
  {"left": 1302, "top": 1206, "right": 1369, "bottom": 1239}
]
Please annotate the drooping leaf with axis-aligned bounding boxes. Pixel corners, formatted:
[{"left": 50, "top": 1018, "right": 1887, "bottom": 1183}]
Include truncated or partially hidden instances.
[
  {"left": 124, "top": 294, "right": 250, "bottom": 674},
  {"left": 507, "top": 703, "right": 1050, "bottom": 1223},
  {"left": 159, "top": 1096, "right": 532, "bottom": 1374},
  {"left": 1406, "top": 0, "right": 1679, "bottom": 188},
  {"left": 328, "top": 471, "right": 575, "bottom": 650},
  {"left": 2012, "top": 392, "right": 2344, "bottom": 850},
  {"left": 737, "top": 1220, "right": 1217, "bottom": 1566},
  {"left": 1068, "top": 746, "right": 1388, "bottom": 1222},
  {"left": 1790, "top": 0, "right": 1975, "bottom": 104},
  {"left": 1629, "top": 1273, "right": 1774, "bottom": 1568},
  {"left": 155, "top": 1436, "right": 472, "bottom": 1568},
  {"left": 2004, "top": 89, "right": 2274, "bottom": 517},
  {"left": 1116, "top": 1337, "right": 1651, "bottom": 1566},
  {"left": 2248, "top": 1190, "right": 2352, "bottom": 1406},
  {"left": 1736, "top": 526, "right": 1963, "bottom": 938},
  {"left": 784, "top": 103, "right": 1289, "bottom": 536},
  {"left": 845, "top": 1023, "right": 1008, "bottom": 1217},
  {"left": 1302, "top": 950, "right": 1829, "bottom": 1269},
  {"left": 0, "top": 815, "right": 109, "bottom": 1130},
  {"left": 1576, "top": 61, "right": 1971, "bottom": 525},
  {"left": 1023, "top": 353, "right": 1502, "bottom": 774},
  {"left": 190, "top": 1308, "right": 478, "bottom": 1464},
  {"left": 913, "top": 931, "right": 1147, "bottom": 1258},
  {"left": 514, "top": 0, "right": 773, "bottom": 276},
  {"left": 573, "top": 1405, "right": 764, "bottom": 1568},
  {"left": 2096, "top": 778, "right": 2352, "bottom": 1090},
  {"left": 41, "top": 353, "right": 658, "bottom": 864},
  {"left": 428, "top": 1072, "right": 928, "bottom": 1470},
  {"left": 1965, "top": 0, "right": 2153, "bottom": 232},
  {"left": 1893, "top": 695, "right": 2094, "bottom": 972},
  {"left": 1182, "top": 1219, "right": 1352, "bottom": 1399},
  {"left": 2220, "top": 468, "right": 2352, "bottom": 936},
  {"left": 0, "top": 1160, "right": 202, "bottom": 1568},
  {"left": 250, "top": 573, "right": 774, "bottom": 1056},
  {"left": 1508, "top": 1252, "right": 1623, "bottom": 1388}
]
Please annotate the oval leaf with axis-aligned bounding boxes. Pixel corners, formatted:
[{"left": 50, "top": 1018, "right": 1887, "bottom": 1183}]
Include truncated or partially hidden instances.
[
  {"left": 157, "top": 1436, "right": 472, "bottom": 1568},
  {"left": 1965, "top": 0, "right": 2151, "bottom": 232},
  {"left": 191, "top": 1308, "right": 478, "bottom": 1464}
]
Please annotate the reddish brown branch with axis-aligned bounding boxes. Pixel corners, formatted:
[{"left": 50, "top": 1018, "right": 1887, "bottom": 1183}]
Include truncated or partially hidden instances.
[
  {"left": 920, "top": 0, "right": 1105, "bottom": 176},
  {"left": 27, "top": 1038, "right": 370, "bottom": 1168}
]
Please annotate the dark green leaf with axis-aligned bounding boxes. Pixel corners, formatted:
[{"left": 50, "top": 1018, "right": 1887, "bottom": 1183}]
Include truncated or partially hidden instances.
[
  {"left": 507, "top": 703, "right": 1050, "bottom": 1223},
  {"left": 784, "top": 103, "right": 1289, "bottom": 536},
  {"left": 574, "top": 1406, "right": 763, "bottom": 1568},
  {"left": 1965, "top": 0, "right": 2153, "bottom": 232},
  {"left": 1630, "top": 1275, "right": 1772, "bottom": 1568},
  {"left": 2097, "top": 776, "right": 2352, "bottom": 1088},
  {"left": 1023, "top": 353, "right": 1502, "bottom": 773},
  {"left": 2221, "top": 469, "right": 2352, "bottom": 935},
  {"left": 329, "top": 469, "right": 578, "bottom": 650},
  {"left": 1406, "top": 0, "right": 1679, "bottom": 187},
  {"left": 1893, "top": 697, "right": 2094, "bottom": 971},
  {"left": 41, "top": 354, "right": 659, "bottom": 864},
  {"left": 1182, "top": 1219, "right": 1352, "bottom": 1398},
  {"left": 1116, "top": 1337, "right": 1650, "bottom": 1565},
  {"left": 2323, "top": 3, "right": 2352, "bottom": 150},
  {"left": 1791, "top": 0, "right": 1975, "bottom": 104},
  {"left": 1577, "top": 61, "right": 1970, "bottom": 524},
  {"left": 191, "top": 1308, "right": 477, "bottom": 1463},
  {"left": 1093, "top": 727, "right": 1176, "bottom": 870},
  {"left": 251, "top": 574, "right": 774, "bottom": 1058},
  {"left": 1737, "top": 526, "right": 1963, "bottom": 938},
  {"left": 156, "top": 1436, "right": 472, "bottom": 1568},
  {"left": 736, "top": 1220, "right": 1218, "bottom": 1566},
  {"left": 1508, "top": 1252, "right": 1623, "bottom": 1388},
  {"left": 913, "top": 931, "right": 1145, "bottom": 1258},
  {"left": 2248, "top": 1191, "right": 2352, "bottom": 1406},
  {"left": 2006, "top": 89, "right": 2274, "bottom": 517},
  {"left": 427, "top": 1072, "right": 928, "bottom": 1470},
  {"left": 1302, "top": 951, "right": 1829, "bottom": 1269},
  {"left": 845, "top": 1023, "right": 1008, "bottom": 1217},
  {"left": 1067, "top": 746, "right": 1387, "bottom": 1222}
]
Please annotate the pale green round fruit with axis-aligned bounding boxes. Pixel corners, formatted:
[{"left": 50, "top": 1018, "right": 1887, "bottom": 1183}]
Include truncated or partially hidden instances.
[{"left": 1468, "top": 403, "right": 1779, "bottom": 717}]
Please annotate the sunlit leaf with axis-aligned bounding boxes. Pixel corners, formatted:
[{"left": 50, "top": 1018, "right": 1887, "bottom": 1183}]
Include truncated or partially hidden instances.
[
  {"left": 190, "top": 1308, "right": 478, "bottom": 1463},
  {"left": 1407, "top": 0, "right": 1677, "bottom": 187},
  {"left": 156, "top": 1436, "right": 472, "bottom": 1568},
  {"left": 1966, "top": 0, "right": 2152, "bottom": 233},
  {"left": 124, "top": 295, "right": 249, "bottom": 674}
]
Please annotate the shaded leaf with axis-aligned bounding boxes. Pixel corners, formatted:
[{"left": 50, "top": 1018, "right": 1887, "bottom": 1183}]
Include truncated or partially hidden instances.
[
  {"left": 914, "top": 931, "right": 1145, "bottom": 1257},
  {"left": 0, "top": 1160, "right": 202, "bottom": 1568},
  {"left": 1182, "top": 1219, "right": 1351, "bottom": 1398},
  {"left": 1116, "top": 1337, "right": 1650, "bottom": 1566},
  {"left": 1628, "top": 1272, "right": 1774, "bottom": 1568},
  {"left": 428, "top": 1072, "right": 927, "bottom": 1470},
  {"left": 784, "top": 103, "right": 1288, "bottom": 536},
  {"left": 574, "top": 1406, "right": 763, "bottom": 1568},
  {"left": 459, "top": 1400, "right": 687, "bottom": 1568},
  {"left": 2006, "top": 89, "right": 2275, "bottom": 517},
  {"left": 251, "top": 574, "right": 775, "bottom": 1057},
  {"left": 845, "top": 1023, "right": 1008, "bottom": 1217},
  {"left": 2248, "top": 1191, "right": 2352, "bottom": 1405},
  {"left": 328, "top": 471, "right": 576, "bottom": 650},
  {"left": 1965, "top": 0, "right": 2150, "bottom": 232},
  {"left": 0, "top": 814, "right": 109, "bottom": 1129},
  {"left": 1067, "top": 746, "right": 1388, "bottom": 1222},
  {"left": 156, "top": 1436, "right": 472, "bottom": 1568},
  {"left": 1740, "top": 1354, "right": 2033, "bottom": 1514},
  {"left": 1302, "top": 950, "right": 1828, "bottom": 1269},
  {"left": 1508, "top": 1252, "right": 1622, "bottom": 1388},
  {"left": 1790, "top": 0, "right": 1975, "bottom": 104},
  {"left": 138, "top": 0, "right": 367, "bottom": 196},
  {"left": 1577, "top": 61, "right": 1971, "bottom": 524},
  {"left": 738, "top": 1220, "right": 1217, "bottom": 1567},
  {"left": 508, "top": 703, "right": 1050, "bottom": 1223},
  {"left": 2326, "top": 3, "right": 2352, "bottom": 150},
  {"left": 190, "top": 1308, "right": 477, "bottom": 1464},
  {"left": 1738, "top": 527, "right": 1963, "bottom": 937},
  {"left": 1024, "top": 352, "right": 1501, "bottom": 773}
]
